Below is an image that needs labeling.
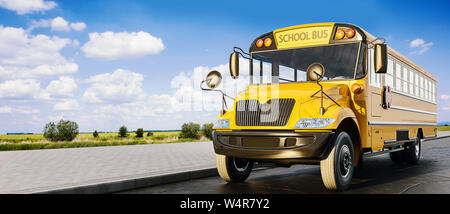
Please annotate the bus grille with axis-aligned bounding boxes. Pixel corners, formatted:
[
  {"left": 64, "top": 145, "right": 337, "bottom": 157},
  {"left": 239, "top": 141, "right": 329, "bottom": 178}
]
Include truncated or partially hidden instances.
[{"left": 235, "top": 98, "right": 295, "bottom": 126}]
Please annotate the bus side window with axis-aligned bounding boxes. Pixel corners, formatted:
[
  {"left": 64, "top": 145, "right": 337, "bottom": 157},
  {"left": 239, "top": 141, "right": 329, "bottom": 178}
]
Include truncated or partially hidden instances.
[
  {"left": 369, "top": 48, "right": 382, "bottom": 87},
  {"left": 409, "top": 69, "right": 414, "bottom": 95},
  {"left": 385, "top": 58, "right": 394, "bottom": 88},
  {"left": 395, "top": 61, "right": 402, "bottom": 91}
]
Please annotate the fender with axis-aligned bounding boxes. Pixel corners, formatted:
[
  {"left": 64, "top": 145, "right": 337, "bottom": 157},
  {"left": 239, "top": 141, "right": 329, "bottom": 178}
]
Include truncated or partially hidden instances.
[{"left": 318, "top": 108, "right": 359, "bottom": 159}]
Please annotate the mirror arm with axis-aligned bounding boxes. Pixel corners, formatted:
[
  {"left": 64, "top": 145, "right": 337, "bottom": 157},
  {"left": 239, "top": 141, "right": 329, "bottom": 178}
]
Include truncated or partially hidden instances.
[
  {"left": 200, "top": 80, "right": 234, "bottom": 113},
  {"left": 233, "top": 47, "right": 251, "bottom": 60},
  {"left": 368, "top": 37, "right": 386, "bottom": 48}
]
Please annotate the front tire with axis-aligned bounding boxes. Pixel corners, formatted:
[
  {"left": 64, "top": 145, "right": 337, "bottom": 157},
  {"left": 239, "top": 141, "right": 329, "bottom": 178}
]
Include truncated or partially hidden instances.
[
  {"left": 216, "top": 154, "right": 253, "bottom": 183},
  {"left": 320, "top": 131, "right": 354, "bottom": 191}
]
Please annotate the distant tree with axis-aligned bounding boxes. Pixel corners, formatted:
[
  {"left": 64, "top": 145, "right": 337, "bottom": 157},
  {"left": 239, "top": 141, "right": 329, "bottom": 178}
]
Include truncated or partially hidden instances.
[
  {"left": 43, "top": 120, "right": 79, "bottom": 142},
  {"left": 43, "top": 122, "right": 57, "bottom": 141},
  {"left": 55, "top": 120, "right": 79, "bottom": 141},
  {"left": 93, "top": 130, "right": 99, "bottom": 138},
  {"left": 147, "top": 132, "right": 153, "bottom": 137},
  {"left": 119, "top": 126, "right": 128, "bottom": 138},
  {"left": 136, "top": 128, "right": 144, "bottom": 138},
  {"left": 179, "top": 122, "right": 201, "bottom": 139},
  {"left": 202, "top": 123, "right": 214, "bottom": 139}
]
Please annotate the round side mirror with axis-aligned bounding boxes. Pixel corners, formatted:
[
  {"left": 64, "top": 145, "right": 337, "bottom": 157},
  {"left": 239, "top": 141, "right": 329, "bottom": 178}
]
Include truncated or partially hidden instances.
[
  {"left": 306, "top": 62, "right": 325, "bottom": 81},
  {"left": 229, "top": 52, "right": 239, "bottom": 79},
  {"left": 205, "top": 70, "right": 222, "bottom": 89}
]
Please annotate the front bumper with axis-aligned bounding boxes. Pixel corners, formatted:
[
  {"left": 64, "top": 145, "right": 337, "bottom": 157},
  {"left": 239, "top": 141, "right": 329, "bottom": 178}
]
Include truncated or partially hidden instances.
[{"left": 213, "top": 130, "right": 333, "bottom": 163}]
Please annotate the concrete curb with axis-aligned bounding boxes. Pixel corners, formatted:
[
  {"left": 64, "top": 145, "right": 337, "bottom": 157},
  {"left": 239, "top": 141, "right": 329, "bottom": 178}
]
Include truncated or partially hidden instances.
[{"left": 35, "top": 167, "right": 219, "bottom": 194}]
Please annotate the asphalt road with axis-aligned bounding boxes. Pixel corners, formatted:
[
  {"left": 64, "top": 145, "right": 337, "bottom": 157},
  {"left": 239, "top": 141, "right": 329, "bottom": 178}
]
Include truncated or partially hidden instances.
[{"left": 120, "top": 137, "right": 450, "bottom": 194}]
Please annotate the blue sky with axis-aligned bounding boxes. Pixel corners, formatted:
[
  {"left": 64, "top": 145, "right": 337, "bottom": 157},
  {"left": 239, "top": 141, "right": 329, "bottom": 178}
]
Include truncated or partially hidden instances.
[{"left": 0, "top": 0, "right": 449, "bottom": 133}]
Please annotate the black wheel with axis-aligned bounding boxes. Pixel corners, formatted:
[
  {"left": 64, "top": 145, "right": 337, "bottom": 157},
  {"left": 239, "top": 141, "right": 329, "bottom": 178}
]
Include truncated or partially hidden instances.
[
  {"left": 403, "top": 137, "right": 421, "bottom": 165},
  {"left": 320, "top": 131, "right": 354, "bottom": 191},
  {"left": 389, "top": 150, "right": 404, "bottom": 164},
  {"left": 216, "top": 154, "right": 253, "bottom": 183}
]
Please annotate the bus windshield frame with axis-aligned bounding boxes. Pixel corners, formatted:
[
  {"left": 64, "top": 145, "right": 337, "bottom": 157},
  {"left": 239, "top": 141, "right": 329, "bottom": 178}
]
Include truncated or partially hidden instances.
[{"left": 249, "top": 42, "right": 365, "bottom": 85}]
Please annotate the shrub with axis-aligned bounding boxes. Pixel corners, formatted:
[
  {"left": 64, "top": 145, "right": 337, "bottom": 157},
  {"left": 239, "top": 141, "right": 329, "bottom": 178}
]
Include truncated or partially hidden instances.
[
  {"left": 119, "top": 126, "right": 128, "bottom": 138},
  {"left": 43, "top": 120, "right": 79, "bottom": 142},
  {"left": 93, "top": 130, "right": 99, "bottom": 138},
  {"left": 202, "top": 123, "right": 214, "bottom": 139},
  {"left": 136, "top": 128, "right": 144, "bottom": 138},
  {"left": 179, "top": 122, "right": 200, "bottom": 139},
  {"left": 147, "top": 132, "right": 153, "bottom": 137},
  {"left": 43, "top": 122, "right": 57, "bottom": 141}
]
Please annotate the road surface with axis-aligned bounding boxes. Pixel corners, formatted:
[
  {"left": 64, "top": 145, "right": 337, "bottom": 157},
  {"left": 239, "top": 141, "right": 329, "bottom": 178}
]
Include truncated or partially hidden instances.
[{"left": 121, "top": 137, "right": 450, "bottom": 194}]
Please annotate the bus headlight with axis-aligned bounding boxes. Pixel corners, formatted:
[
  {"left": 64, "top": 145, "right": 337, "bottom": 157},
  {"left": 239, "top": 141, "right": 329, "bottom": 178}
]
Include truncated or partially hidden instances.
[
  {"left": 294, "top": 118, "right": 334, "bottom": 128},
  {"left": 214, "top": 119, "right": 230, "bottom": 129}
]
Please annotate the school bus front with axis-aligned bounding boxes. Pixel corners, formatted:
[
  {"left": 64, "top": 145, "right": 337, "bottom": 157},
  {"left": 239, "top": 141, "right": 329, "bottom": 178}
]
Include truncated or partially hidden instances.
[{"left": 201, "top": 22, "right": 433, "bottom": 191}]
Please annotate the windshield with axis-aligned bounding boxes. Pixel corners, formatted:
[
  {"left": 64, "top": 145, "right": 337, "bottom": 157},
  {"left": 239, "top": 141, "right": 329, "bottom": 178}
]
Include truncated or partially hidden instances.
[{"left": 250, "top": 42, "right": 364, "bottom": 84}]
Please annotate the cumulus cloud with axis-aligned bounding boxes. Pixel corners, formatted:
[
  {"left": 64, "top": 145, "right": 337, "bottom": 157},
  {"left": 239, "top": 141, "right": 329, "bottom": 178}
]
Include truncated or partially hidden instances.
[
  {"left": 53, "top": 99, "right": 79, "bottom": 111},
  {"left": 441, "top": 94, "right": 450, "bottom": 101},
  {"left": 170, "top": 59, "right": 250, "bottom": 112},
  {"left": 81, "top": 31, "right": 164, "bottom": 60},
  {"left": 69, "top": 22, "right": 86, "bottom": 31},
  {"left": 28, "top": 17, "right": 86, "bottom": 32},
  {"left": 0, "top": 105, "right": 39, "bottom": 114},
  {"left": 50, "top": 16, "right": 70, "bottom": 32},
  {"left": 0, "top": 79, "right": 50, "bottom": 100},
  {"left": 83, "top": 69, "right": 145, "bottom": 103},
  {"left": 0, "top": 25, "right": 78, "bottom": 80},
  {"left": 0, "top": 0, "right": 56, "bottom": 15},
  {"left": 409, "top": 38, "right": 433, "bottom": 55},
  {"left": 46, "top": 76, "right": 77, "bottom": 97}
]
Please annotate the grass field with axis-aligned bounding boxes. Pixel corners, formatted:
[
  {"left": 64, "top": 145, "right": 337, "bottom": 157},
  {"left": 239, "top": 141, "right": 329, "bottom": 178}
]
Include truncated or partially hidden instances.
[
  {"left": 0, "top": 131, "right": 207, "bottom": 151},
  {"left": 438, "top": 126, "right": 450, "bottom": 131}
]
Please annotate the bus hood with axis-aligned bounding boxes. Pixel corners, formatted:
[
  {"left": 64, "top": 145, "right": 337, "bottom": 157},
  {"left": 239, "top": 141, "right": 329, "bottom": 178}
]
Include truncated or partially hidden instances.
[{"left": 229, "top": 81, "right": 351, "bottom": 129}]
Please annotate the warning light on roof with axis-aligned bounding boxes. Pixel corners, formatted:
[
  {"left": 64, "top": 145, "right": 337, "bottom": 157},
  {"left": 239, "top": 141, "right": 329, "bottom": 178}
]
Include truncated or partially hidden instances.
[
  {"left": 336, "top": 29, "right": 345, "bottom": 40},
  {"left": 264, "top": 38, "right": 272, "bottom": 47},
  {"left": 345, "top": 28, "right": 355, "bottom": 39},
  {"left": 256, "top": 39, "right": 264, "bottom": 48}
]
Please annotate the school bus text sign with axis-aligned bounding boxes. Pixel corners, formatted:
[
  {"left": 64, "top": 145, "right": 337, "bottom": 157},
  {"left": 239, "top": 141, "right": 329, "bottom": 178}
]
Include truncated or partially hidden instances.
[{"left": 274, "top": 25, "right": 333, "bottom": 49}]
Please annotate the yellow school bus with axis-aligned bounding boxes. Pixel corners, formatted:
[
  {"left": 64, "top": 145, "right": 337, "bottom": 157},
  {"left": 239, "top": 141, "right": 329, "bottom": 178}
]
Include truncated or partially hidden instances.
[{"left": 201, "top": 23, "right": 437, "bottom": 191}]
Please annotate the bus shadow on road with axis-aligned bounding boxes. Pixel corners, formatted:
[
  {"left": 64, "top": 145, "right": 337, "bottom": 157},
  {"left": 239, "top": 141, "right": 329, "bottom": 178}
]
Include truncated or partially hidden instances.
[{"left": 217, "top": 155, "right": 443, "bottom": 194}]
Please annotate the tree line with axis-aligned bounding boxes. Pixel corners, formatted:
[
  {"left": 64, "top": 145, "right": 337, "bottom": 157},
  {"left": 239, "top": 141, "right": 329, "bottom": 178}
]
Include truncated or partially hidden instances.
[{"left": 43, "top": 120, "right": 214, "bottom": 142}]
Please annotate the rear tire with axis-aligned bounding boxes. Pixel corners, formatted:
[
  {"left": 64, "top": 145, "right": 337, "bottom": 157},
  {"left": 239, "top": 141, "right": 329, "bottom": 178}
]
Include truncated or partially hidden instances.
[
  {"left": 389, "top": 150, "right": 404, "bottom": 164},
  {"left": 216, "top": 154, "right": 253, "bottom": 183},
  {"left": 404, "top": 137, "right": 421, "bottom": 165},
  {"left": 320, "top": 131, "right": 354, "bottom": 191}
]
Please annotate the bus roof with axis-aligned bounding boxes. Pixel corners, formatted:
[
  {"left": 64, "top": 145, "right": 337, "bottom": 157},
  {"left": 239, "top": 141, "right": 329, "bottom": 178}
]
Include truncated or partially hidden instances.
[
  {"left": 250, "top": 23, "right": 436, "bottom": 81},
  {"left": 360, "top": 27, "right": 436, "bottom": 81}
]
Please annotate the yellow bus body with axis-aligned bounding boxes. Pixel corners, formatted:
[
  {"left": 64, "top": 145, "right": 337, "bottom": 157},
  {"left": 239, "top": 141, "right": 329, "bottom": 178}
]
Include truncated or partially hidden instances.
[{"left": 212, "top": 22, "right": 437, "bottom": 167}]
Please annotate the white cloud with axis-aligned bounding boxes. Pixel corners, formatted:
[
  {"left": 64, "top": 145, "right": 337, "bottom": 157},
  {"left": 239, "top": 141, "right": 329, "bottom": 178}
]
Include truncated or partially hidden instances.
[
  {"left": 50, "top": 16, "right": 70, "bottom": 32},
  {"left": 53, "top": 99, "right": 79, "bottom": 111},
  {"left": 170, "top": 59, "right": 250, "bottom": 112},
  {"left": 28, "top": 17, "right": 86, "bottom": 32},
  {"left": 0, "top": 79, "right": 50, "bottom": 100},
  {"left": 46, "top": 76, "right": 77, "bottom": 97},
  {"left": 0, "top": 105, "right": 39, "bottom": 114},
  {"left": 83, "top": 69, "right": 145, "bottom": 103},
  {"left": 81, "top": 31, "right": 164, "bottom": 60},
  {"left": 440, "top": 94, "right": 450, "bottom": 101},
  {"left": 70, "top": 22, "right": 86, "bottom": 31},
  {"left": 0, "top": 0, "right": 56, "bottom": 15},
  {"left": 0, "top": 25, "right": 78, "bottom": 80},
  {"left": 409, "top": 38, "right": 433, "bottom": 55}
]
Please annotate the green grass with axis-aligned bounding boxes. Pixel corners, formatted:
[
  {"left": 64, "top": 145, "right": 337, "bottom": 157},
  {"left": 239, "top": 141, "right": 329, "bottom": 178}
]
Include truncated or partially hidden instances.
[
  {"left": 438, "top": 126, "right": 450, "bottom": 131},
  {"left": 0, "top": 131, "right": 208, "bottom": 151},
  {"left": 0, "top": 131, "right": 181, "bottom": 143}
]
